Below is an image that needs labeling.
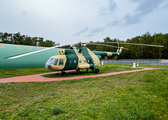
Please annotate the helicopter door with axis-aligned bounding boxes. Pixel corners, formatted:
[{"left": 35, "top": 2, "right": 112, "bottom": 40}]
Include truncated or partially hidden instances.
[
  {"left": 88, "top": 57, "right": 92, "bottom": 64},
  {"left": 88, "top": 57, "right": 94, "bottom": 68},
  {"left": 58, "top": 59, "right": 64, "bottom": 65},
  {"left": 69, "top": 58, "right": 78, "bottom": 69}
]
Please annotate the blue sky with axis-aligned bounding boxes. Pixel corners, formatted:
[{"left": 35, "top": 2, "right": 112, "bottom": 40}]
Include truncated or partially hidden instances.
[{"left": 0, "top": 0, "right": 168, "bottom": 44}]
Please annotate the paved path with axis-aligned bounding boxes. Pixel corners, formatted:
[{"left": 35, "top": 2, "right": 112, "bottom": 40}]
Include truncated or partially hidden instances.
[{"left": 0, "top": 68, "right": 156, "bottom": 83}]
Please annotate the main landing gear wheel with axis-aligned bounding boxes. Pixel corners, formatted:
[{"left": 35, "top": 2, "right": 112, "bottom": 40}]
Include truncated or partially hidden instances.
[
  {"left": 61, "top": 71, "right": 66, "bottom": 76},
  {"left": 92, "top": 68, "right": 99, "bottom": 73},
  {"left": 95, "top": 68, "right": 99, "bottom": 73}
]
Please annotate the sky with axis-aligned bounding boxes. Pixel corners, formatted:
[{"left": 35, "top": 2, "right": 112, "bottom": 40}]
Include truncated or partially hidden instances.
[{"left": 0, "top": 0, "right": 168, "bottom": 44}]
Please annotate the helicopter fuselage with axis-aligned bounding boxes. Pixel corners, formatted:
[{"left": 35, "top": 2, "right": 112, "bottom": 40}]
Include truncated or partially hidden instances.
[{"left": 45, "top": 46, "right": 103, "bottom": 71}]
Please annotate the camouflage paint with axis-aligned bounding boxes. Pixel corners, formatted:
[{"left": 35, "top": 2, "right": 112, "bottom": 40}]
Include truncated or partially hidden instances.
[{"left": 45, "top": 46, "right": 121, "bottom": 71}]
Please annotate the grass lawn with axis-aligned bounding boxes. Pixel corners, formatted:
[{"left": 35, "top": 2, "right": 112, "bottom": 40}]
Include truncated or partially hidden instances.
[
  {"left": 0, "top": 68, "right": 53, "bottom": 78},
  {"left": 0, "top": 64, "right": 168, "bottom": 119}
]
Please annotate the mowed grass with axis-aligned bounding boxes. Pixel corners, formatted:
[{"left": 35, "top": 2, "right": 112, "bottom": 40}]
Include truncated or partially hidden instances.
[
  {"left": 44, "top": 65, "right": 140, "bottom": 78},
  {"left": 0, "top": 64, "right": 168, "bottom": 119},
  {"left": 0, "top": 67, "right": 53, "bottom": 78}
]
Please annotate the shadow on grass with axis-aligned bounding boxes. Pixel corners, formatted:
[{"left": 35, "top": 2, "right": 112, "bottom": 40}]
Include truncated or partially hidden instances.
[
  {"left": 43, "top": 70, "right": 97, "bottom": 78},
  {"left": 43, "top": 66, "right": 141, "bottom": 78}
]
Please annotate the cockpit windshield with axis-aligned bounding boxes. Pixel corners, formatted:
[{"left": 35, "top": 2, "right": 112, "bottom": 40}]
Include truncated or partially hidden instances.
[
  {"left": 47, "top": 58, "right": 51, "bottom": 63},
  {"left": 47, "top": 58, "right": 54, "bottom": 64},
  {"left": 53, "top": 59, "right": 58, "bottom": 65}
]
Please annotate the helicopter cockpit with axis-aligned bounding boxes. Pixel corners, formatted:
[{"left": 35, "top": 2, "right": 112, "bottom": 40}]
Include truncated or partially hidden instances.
[
  {"left": 46, "top": 58, "right": 58, "bottom": 65},
  {"left": 45, "top": 56, "right": 66, "bottom": 71}
]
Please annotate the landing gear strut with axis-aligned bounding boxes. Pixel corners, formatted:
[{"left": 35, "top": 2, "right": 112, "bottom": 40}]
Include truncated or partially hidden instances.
[
  {"left": 61, "top": 71, "right": 66, "bottom": 76},
  {"left": 92, "top": 68, "right": 99, "bottom": 73}
]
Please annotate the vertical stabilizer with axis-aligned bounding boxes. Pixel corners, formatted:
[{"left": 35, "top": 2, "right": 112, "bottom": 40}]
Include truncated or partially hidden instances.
[{"left": 117, "top": 47, "right": 123, "bottom": 55}]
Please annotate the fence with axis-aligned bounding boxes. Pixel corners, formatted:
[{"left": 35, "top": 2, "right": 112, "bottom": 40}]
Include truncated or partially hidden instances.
[{"left": 102, "top": 59, "right": 168, "bottom": 65}]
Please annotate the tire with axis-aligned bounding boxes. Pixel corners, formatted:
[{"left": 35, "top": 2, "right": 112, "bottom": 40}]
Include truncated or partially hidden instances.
[{"left": 95, "top": 68, "right": 99, "bottom": 73}]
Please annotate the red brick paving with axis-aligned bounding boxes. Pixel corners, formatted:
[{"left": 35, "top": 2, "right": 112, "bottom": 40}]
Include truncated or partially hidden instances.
[{"left": 0, "top": 68, "right": 156, "bottom": 83}]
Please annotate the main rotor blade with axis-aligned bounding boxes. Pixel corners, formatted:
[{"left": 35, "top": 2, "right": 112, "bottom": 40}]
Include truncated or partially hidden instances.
[
  {"left": 8, "top": 46, "right": 56, "bottom": 59},
  {"left": 85, "top": 43, "right": 129, "bottom": 50},
  {"left": 97, "top": 42, "right": 164, "bottom": 47},
  {"left": 54, "top": 43, "right": 74, "bottom": 48},
  {"left": 7, "top": 44, "right": 72, "bottom": 59}
]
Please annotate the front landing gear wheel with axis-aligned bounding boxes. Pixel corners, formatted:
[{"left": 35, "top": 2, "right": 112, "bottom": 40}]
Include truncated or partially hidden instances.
[
  {"left": 61, "top": 71, "right": 66, "bottom": 76},
  {"left": 92, "top": 68, "right": 95, "bottom": 73},
  {"left": 95, "top": 68, "right": 99, "bottom": 73}
]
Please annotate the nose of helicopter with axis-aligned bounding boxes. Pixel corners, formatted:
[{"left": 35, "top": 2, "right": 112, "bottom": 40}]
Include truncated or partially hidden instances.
[{"left": 45, "top": 64, "right": 52, "bottom": 71}]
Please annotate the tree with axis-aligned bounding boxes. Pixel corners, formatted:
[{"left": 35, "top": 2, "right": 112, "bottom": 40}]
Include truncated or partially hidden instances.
[
  {"left": 2, "top": 32, "right": 11, "bottom": 43},
  {"left": 16, "top": 36, "right": 24, "bottom": 45},
  {"left": 43, "top": 40, "right": 54, "bottom": 47},
  {"left": 0, "top": 32, "right": 3, "bottom": 42},
  {"left": 60, "top": 45, "right": 71, "bottom": 49},
  {"left": 85, "top": 41, "right": 97, "bottom": 50},
  {"left": 32, "top": 37, "right": 38, "bottom": 46},
  {"left": 139, "top": 38, "right": 145, "bottom": 59},
  {"left": 103, "top": 37, "right": 116, "bottom": 52},
  {"left": 24, "top": 37, "right": 32, "bottom": 45},
  {"left": 152, "top": 33, "right": 167, "bottom": 59},
  {"left": 141, "top": 32, "right": 154, "bottom": 58},
  {"left": 38, "top": 37, "right": 44, "bottom": 46}
]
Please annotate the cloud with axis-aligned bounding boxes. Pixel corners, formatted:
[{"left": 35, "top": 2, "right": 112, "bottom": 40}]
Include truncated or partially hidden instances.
[
  {"left": 108, "top": 0, "right": 117, "bottom": 12},
  {"left": 100, "top": 0, "right": 117, "bottom": 15},
  {"left": 124, "top": 14, "right": 141, "bottom": 25},
  {"left": 86, "top": 26, "right": 106, "bottom": 37},
  {"left": 107, "top": 20, "right": 121, "bottom": 27},
  {"left": 124, "top": 0, "right": 164, "bottom": 25},
  {"left": 128, "top": 0, "right": 139, "bottom": 2},
  {"left": 91, "top": 26, "right": 106, "bottom": 33},
  {"left": 86, "top": 0, "right": 166, "bottom": 36},
  {"left": 73, "top": 27, "right": 89, "bottom": 36},
  {"left": 86, "top": 33, "right": 95, "bottom": 37}
]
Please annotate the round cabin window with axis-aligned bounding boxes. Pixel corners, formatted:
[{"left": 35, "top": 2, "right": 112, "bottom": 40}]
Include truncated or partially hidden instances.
[{"left": 78, "top": 49, "right": 82, "bottom": 53}]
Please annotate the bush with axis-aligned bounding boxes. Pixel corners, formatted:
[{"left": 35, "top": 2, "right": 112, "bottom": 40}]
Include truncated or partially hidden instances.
[
  {"left": 52, "top": 107, "right": 63, "bottom": 115},
  {"left": 114, "top": 56, "right": 118, "bottom": 60}
]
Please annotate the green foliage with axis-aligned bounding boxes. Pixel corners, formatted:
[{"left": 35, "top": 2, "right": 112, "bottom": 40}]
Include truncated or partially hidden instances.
[
  {"left": 59, "top": 45, "right": 71, "bottom": 49},
  {"left": 0, "top": 32, "right": 55, "bottom": 47},
  {"left": 52, "top": 107, "right": 64, "bottom": 115},
  {"left": 0, "top": 67, "right": 53, "bottom": 78},
  {"left": 84, "top": 32, "right": 168, "bottom": 59},
  {"left": 107, "top": 32, "right": 168, "bottom": 59},
  {"left": 1, "top": 31, "right": 168, "bottom": 58},
  {"left": 114, "top": 56, "right": 118, "bottom": 60},
  {"left": 85, "top": 41, "right": 97, "bottom": 50}
]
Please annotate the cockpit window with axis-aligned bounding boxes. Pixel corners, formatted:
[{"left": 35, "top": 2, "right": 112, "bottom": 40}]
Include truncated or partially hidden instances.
[
  {"left": 53, "top": 59, "right": 58, "bottom": 65},
  {"left": 47, "top": 58, "right": 54, "bottom": 64},
  {"left": 49, "top": 58, "right": 54, "bottom": 64},
  {"left": 47, "top": 58, "right": 51, "bottom": 63},
  {"left": 58, "top": 59, "right": 64, "bottom": 65}
]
